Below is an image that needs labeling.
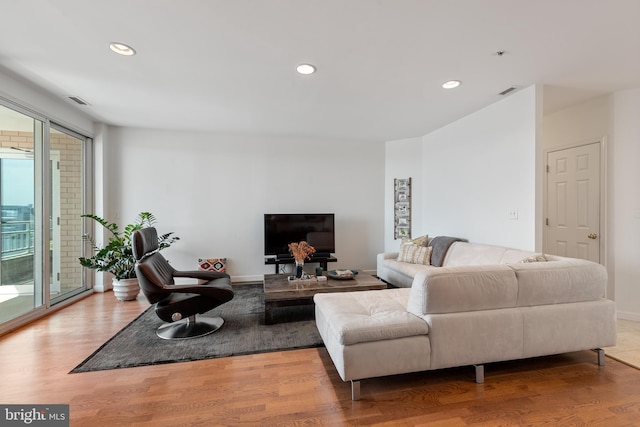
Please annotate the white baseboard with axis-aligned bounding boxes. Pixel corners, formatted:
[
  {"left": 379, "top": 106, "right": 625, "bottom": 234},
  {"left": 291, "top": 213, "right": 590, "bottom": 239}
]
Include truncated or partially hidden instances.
[
  {"left": 93, "top": 282, "right": 114, "bottom": 293},
  {"left": 231, "top": 275, "right": 264, "bottom": 284},
  {"left": 616, "top": 310, "right": 640, "bottom": 322}
]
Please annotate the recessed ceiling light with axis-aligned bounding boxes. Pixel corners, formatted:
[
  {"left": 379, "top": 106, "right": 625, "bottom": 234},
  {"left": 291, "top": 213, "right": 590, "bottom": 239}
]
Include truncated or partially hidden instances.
[
  {"left": 109, "top": 42, "right": 136, "bottom": 56},
  {"left": 296, "top": 64, "right": 316, "bottom": 75},
  {"left": 442, "top": 80, "right": 461, "bottom": 89}
]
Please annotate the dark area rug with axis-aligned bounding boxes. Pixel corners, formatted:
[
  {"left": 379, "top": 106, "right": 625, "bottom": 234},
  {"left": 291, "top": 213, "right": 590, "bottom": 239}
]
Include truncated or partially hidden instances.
[{"left": 71, "top": 284, "right": 323, "bottom": 373}]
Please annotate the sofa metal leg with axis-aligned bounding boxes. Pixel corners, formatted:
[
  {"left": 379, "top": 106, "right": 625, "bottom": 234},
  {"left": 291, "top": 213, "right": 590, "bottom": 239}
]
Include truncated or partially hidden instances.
[
  {"left": 474, "top": 364, "right": 485, "bottom": 384},
  {"left": 596, "top": 348, "right": 605, "bottom": 366},
  {"left": 351, "top": 380, "right": 361, "bottom": 401}
]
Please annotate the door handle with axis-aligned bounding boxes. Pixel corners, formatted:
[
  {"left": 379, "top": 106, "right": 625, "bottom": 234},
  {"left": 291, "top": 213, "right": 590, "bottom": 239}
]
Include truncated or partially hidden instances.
[{"left": 587, "top": 233, "right": 598, "bottom": 240}]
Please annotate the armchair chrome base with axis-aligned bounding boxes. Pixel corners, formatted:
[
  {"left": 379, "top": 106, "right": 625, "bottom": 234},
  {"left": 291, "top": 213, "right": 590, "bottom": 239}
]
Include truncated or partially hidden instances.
[{"left": 156, "top": 315, "right": 224, "bottom": 340}]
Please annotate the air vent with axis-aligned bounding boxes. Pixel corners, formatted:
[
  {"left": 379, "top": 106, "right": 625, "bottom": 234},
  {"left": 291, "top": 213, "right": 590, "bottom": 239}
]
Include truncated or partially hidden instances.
[
  {"left": 498, "top": 87, "right": 518, "bottom": 96},
  {"left": 68, "top": 96, "right": 89, "bottom": 105}
]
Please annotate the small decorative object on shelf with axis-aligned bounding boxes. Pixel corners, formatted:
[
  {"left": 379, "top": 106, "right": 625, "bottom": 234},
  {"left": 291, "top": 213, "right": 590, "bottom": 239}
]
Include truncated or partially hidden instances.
[
  {"left": 333, "top": 269, "right": 355, "bottom": 279},
  {"left": 394, "top": 178, "right": 412, "bottom": 239},
  {"left": 327, "top": 269, "right": 359, "bottom": 280},
  {"left": 287, "top": 275, "right": 328, "bottom": 284},
  {"left": 288, "top": 241, "right": 316, "bottom": 279}
]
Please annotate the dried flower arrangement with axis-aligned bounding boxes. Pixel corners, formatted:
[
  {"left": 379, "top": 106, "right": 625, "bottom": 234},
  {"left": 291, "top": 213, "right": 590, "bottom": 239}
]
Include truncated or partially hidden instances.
[{"left": 288, "top": 241, "right": 316, "bottom": 263}]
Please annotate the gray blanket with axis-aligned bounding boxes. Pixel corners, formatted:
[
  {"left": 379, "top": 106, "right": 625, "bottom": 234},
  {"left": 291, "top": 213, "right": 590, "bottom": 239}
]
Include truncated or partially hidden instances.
[{"left": 429, "top": 236, "right": 466, "bottom": 267}]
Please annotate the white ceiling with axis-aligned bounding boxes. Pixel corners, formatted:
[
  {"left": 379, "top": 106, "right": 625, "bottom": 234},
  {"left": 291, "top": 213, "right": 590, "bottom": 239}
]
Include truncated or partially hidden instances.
[{"left": 1, "top": 0, "right": 639, "bottom": 141}]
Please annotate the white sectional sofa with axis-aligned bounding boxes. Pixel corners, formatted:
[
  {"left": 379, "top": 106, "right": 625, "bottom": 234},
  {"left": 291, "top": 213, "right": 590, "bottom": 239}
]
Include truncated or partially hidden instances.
[{"left": 314, "top": 240, "right": 617, "bottom": 400}]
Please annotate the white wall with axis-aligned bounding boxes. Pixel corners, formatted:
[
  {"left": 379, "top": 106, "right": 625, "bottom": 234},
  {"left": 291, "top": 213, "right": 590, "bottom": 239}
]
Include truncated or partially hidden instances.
[
  {"left": 543, "top": 89, "right": 640, "bottom": 320},
  {"left": 543, "top": 95, "right": 611, "bottom": 145},
  {"left": 385, "top": 85, "right": 540, "bottom": 251},
  {"left": 384, "top": 137, "right": 422, "bottom": 252},
  {"left": 612, "top": 89, "right": 640, "bottom": 320},
  {"left": 105, "top": 127, "right": 385, "bottom": 282}
]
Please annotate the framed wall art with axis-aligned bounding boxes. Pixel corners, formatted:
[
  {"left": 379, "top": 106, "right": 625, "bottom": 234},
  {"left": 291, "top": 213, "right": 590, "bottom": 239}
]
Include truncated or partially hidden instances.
[{"left": 394, "top": 178, "right": 411, "bottom": 239}]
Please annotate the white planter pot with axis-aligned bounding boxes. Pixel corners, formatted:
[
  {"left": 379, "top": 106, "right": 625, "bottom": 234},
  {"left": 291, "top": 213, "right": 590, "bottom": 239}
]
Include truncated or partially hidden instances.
[{"left": 112, "top": 278, "right": 140, "bottom": 301}]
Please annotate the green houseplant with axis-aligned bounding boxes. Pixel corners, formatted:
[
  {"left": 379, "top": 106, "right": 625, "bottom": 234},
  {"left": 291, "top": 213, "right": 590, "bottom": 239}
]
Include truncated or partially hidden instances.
[{"left": 79, "top": 211, "right": 179, "bottom": 300}]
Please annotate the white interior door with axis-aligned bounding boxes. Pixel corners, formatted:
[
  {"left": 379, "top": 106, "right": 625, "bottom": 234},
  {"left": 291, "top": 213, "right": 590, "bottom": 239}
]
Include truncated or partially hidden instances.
[{"left": 545, "top": 142, "right": 601, "bottom": 262}]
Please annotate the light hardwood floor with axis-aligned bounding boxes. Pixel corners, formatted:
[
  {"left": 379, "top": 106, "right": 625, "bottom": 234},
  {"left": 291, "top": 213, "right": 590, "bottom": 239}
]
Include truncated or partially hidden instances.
[
  {"left": 606, "top": 319, "right": 640, "bottom": 369},
  {"left": 1, "top": 291, "right": 640, "bottom": 426}
]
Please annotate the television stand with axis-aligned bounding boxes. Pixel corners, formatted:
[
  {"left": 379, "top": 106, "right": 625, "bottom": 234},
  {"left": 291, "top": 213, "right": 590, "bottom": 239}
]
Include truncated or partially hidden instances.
[{"left": 265, "top": 256, "right": 337, "bottom": 274}]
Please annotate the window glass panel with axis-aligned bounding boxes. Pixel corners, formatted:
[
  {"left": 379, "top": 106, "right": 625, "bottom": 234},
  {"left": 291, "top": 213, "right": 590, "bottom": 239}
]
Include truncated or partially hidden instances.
[{"left": 0, "top": 105, "right": 39, "bottom": 323}]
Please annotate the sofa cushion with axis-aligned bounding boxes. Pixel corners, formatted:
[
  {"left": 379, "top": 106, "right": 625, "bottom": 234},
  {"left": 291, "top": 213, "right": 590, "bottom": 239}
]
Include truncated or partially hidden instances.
[
  {"left": 407, "top": 265, "right": 519, "bottom": 315},
  {"left": 500, "top": 249, "right": 540, "bottom": 264},
  {"left": 429, "top": 236, "right": 466, "bottom": 267},
  {"left": 441, "top": 242, "right": 536, "bottom": 266},
  {"left": 398, "top": 244, "right": 432, "bottom": 265},
  {"left": 509, "top": 257, "right": 607, "bottom": 306},
  {"left": 313, "top": 289, "right": 428, "bottom": 346},
  {"left": 443, "top": 242, "right": 506, "bottom": 266}
]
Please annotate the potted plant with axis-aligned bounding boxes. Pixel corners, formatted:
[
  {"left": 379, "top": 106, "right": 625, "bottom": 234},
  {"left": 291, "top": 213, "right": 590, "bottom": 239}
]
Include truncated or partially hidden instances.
[{"left": 79, "top": 211, "right": 179, "bottom": 301}]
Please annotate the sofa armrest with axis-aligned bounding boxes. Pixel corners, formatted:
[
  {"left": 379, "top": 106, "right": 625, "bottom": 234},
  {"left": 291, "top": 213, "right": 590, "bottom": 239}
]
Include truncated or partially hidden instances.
[
  {"left": 376, "top": 252, "right": 398, "bottom": 279},
  {"left": 379, "top": 252, "right": 399, "bottom": 261},
  {"left": 377, "top": 252, "right": 421, "bottom": 288},
  {"left": 376, "top": 252, "right": 398, "bottom": 276}
]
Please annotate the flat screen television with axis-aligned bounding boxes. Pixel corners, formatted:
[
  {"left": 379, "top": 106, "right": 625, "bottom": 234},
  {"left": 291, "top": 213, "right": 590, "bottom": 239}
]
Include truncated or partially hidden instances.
[{"left": 264, "top": 213, "right": 335, "bottom": 258}]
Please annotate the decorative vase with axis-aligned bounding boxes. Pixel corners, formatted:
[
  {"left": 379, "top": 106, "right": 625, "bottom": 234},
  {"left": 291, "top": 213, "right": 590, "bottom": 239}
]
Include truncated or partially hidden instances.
[
  {"left": 294, "top": 260, "right": 304, "bottom": 279},
  {"left": 112, "top": 277, "right": 140, "bottom": 301}
]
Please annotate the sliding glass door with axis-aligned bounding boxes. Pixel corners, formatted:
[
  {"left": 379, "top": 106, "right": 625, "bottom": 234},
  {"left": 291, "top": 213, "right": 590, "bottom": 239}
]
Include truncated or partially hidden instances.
[
  {"left": 0, "top": 101, "right": 92, "bottom": 328},
  {"left": 49, "top": 126, "right": 87, "bottom": 303}
]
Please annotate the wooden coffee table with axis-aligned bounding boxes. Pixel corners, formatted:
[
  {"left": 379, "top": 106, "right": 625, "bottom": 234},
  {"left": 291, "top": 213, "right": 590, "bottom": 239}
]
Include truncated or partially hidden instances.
[{"left": 263, "top": 270, "right": 386, "bottom": 324}]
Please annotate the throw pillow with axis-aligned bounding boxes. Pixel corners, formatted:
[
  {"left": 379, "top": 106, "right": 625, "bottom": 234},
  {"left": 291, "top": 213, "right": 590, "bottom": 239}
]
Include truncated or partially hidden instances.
[
  {"left": 198, "top": 258, "right": 227, "bottom": 272},
  {"left": 397, "top": 243, "right": 414, "bottom": 262},
  {"left": 398, "top": 244, "right": 433, "bottom": 265},
  {"left": 520, "top": 254, "right": 548, "bottom": 263},
  {"left": 402, "top": 234, "right": 429, "bottom": 247}
]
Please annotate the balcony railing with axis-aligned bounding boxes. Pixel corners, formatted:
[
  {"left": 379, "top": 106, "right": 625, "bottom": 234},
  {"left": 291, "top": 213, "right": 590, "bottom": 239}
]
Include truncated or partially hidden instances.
[{"left": 1, "top": 221, "right": 35, "bottom": 259}]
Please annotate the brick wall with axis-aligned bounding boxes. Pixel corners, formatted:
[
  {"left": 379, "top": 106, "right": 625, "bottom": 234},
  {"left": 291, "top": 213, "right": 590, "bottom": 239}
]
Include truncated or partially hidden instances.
[{"left": 51, "top": 131, "right": 84, "bottom": 291}]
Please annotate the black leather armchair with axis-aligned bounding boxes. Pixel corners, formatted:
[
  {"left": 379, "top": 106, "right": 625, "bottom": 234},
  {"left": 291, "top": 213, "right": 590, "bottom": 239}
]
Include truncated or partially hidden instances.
[{"left": 132, "top": 227, "right": 234, "bottom": 339}]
